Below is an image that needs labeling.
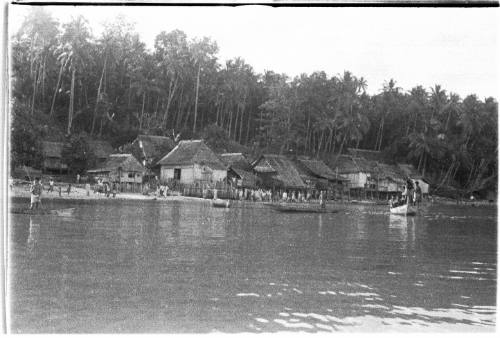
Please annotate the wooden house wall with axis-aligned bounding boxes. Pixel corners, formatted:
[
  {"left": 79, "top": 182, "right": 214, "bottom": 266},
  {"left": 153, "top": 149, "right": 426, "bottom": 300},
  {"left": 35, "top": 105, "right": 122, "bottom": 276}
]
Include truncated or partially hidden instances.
[
  {"left": 345, "top": 172, "right": 369, "bottom": 189},
  {"left": 161, "top": 165, "right": 194, "bottom": 184},
  {"left": 161, "top": 164, "right": 226, "bottom": 184},
  {"left": 93, "top": 170, "right": 143, "bottom": 184}
]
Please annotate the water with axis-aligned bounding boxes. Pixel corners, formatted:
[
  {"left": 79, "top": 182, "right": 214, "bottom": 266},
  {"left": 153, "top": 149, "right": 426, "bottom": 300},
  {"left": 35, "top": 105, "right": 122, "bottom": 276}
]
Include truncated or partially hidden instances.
[{"left": 8, "top": 198, "right": 497, "bottom": 333}]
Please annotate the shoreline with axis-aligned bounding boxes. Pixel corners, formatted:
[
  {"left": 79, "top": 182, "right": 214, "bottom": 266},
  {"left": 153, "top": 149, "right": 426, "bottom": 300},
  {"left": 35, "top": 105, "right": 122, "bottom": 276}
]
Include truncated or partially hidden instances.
[{"left": 8, "top": 185, "right": 495, "bottom": 207}]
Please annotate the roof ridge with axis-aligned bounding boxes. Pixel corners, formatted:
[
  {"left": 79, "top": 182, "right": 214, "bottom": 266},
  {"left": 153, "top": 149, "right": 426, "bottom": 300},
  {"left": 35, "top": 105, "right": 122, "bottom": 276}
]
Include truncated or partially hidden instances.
[
  {"left": 138, "top": 134, "right": 171, "bottom": 138},
  {"left": 110, "top": 153, "right": 132, "bottom": 157}
]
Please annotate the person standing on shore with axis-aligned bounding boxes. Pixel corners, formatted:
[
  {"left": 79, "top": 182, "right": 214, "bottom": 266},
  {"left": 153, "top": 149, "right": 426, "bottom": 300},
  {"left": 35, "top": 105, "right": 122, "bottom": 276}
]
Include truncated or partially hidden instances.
[
  {"left": 405, "top": 178, "right": 414, "bottom": 205},
  {"left": 67, "top": 184, "right": 72, "bottom": 195},
  {"left": 414, "top": 181, "right": 422, "bottom": 206},
  {"left": 48, "top": 178, "right": 54, "bottom": 193},
  {"left": 319, "top": 190, "right": 326, "bottom": 209},
  {"left": 29, "top": 177, "right": 43, "bottom": 210}
]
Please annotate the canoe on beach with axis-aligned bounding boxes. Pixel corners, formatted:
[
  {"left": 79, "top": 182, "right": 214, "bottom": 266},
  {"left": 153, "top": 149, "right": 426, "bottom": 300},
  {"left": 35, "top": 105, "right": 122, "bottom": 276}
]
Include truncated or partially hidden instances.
[
  {"left": 270, "top": 203, "right": 341, "bottom": 214},
  {"left": 10, "top": 207, "right": 76, "bottom": 216}
]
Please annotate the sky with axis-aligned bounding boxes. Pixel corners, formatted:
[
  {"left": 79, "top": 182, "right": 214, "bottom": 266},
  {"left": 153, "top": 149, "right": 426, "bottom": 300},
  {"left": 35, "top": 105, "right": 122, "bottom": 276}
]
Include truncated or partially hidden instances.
[{"left": 9, "top": 5, "right": 500, "bottom": 99}]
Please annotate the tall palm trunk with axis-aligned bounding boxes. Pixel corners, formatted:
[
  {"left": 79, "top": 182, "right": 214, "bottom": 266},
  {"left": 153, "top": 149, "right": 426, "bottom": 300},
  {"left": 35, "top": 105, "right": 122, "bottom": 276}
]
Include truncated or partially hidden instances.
[
  {"left": 239, "top": 108, "right": 245, "bottom": 144},
  {"left": 193, "top": 63, "right": 201, "bottom": 134},
  {"left": 239, "top": 94, "right": 247, "bottom": 144},
  {"left": 175, "top": 88, "right": 184, "bottom": 130},
  {"left": 422, "top": 153, "right": 427, "bottom": 177},
  {"left": 31, "top": 63, "right": 39, "bottom": 115},
  {"left": 50, "top": 57, "right": 69, "bottom": 117},
  {"left": 417, "top": 152, "right": 423, "bottom": 172},
  {"left": 245, "top": 108, "right": 251, "bottom": 145},
  {"left": 376, "top": 116, "right": 385, "bottom": 151},
  {"left": 139, "top": 92, "right": 146, "bottom": 130},
  {"left": 163, "top": 75, "right": 178, "bottom": 128},
  {"left": 67, "top": 68, "right": 76, "bottom": 135},
  {"left": 325, "top": 127, "right": 332, "bottom": 153},
  {"left": 336, "top": 132, "right": 348, "bottom": 160},
  {"left": 305, "top": 115, "right": 310, "bottom": 154},
  {"left": 41, "top": 55, "right": 46, "bottom": 104},
  {"left": 91, "top": 55, "right": 107, "bottom": 135},
  {"left": 215, "top": 97, "right": 220, "bottom": 127},
  {"left": 317, "top": 129, "right": 325, "bottom": 156},
  {"left": 331, "top": 132, "right": 336, "bottom": 156}
]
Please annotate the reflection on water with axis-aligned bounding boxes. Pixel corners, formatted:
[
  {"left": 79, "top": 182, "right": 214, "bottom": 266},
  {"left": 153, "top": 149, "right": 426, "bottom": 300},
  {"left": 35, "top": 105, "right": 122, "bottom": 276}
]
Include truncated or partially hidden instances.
[
  {"left": 26, "top": 216, "right": 39, "bottom": 255},
  {"left": 8, "top": 200, "right": 497, "bottom": 333}
]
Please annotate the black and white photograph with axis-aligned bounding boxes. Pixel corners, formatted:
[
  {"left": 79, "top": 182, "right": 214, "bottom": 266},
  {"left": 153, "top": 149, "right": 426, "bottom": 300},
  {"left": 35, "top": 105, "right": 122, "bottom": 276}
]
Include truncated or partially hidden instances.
[{"left": 3, "top": 1, "right": 499, "bottom": 334}]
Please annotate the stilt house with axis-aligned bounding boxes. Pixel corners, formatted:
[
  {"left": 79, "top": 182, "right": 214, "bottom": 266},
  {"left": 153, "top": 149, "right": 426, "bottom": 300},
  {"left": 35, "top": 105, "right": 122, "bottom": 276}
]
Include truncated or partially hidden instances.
[
  {"left": 158, "top": 140, "right": 227, "bottom": 185},
  {"left": 87, "top": 154, "right": 145, "bottom": 192}
]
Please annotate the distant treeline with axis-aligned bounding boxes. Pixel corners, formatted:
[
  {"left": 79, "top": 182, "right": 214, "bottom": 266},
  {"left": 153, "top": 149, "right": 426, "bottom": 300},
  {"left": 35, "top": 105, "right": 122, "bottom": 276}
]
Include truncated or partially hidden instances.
[{"left": 11, "top": 8, "right": 497, "bottom": 193}]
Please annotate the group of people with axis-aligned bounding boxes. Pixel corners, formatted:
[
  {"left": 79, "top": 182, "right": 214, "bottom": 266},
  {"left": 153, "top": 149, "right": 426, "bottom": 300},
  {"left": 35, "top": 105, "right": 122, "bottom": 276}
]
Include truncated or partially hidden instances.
[
  {"left": 231, "top": 188, "right": 328, "bottom": 204},
  {"left": 157, "top": 184, "right": 169, "bottom": 197},
  {"left": 29, "top": 177, "right": 77, "bottom": 209},
  {"left": 94, "top": 179, "right": 118, "bottom": 198},
  {"left": 390, "top": 179, "right": 423, "bottom": 208},
  {"left": 237, "top": 188, "right": 273, "bottom": 201}
]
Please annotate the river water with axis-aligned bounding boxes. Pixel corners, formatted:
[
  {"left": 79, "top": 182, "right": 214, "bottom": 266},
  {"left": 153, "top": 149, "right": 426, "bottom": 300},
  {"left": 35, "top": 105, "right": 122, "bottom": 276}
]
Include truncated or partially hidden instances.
[{"left": 8, "top": 198, "right": 497, "bottom": 333}]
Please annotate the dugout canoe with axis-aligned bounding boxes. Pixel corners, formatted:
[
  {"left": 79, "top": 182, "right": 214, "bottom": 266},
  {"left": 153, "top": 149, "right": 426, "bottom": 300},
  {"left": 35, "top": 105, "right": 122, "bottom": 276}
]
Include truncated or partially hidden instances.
[
  {"left": 10, "top": 207, "right": 76, "bottom": 216},
  {"left": 270, "top": 203, "right": 340, "bottom": 214},
  {"left": 389, "top": 203, "right": 417, "bottom": 216}
]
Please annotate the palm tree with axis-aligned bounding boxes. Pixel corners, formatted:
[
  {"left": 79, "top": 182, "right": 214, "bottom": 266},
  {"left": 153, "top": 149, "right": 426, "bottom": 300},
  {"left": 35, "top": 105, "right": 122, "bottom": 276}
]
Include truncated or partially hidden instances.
[
  {"left": 408, "top": 132, "right": 433, "bottom": 176},
  {"left": 131, "top": 59, "right": 160, "bottom": 131},
  {"left": 374, "top": 79, "right": 401, "bottom": 151},
  {"left": 60, "top": 16, "right": 91, "bottom": 136}
]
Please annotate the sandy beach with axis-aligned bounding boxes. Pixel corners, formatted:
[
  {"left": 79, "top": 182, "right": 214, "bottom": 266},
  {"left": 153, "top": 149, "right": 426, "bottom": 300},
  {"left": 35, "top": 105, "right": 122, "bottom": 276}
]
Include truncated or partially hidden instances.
[{"left": 9, "top": 183, "right": 196, "bottom": 203}]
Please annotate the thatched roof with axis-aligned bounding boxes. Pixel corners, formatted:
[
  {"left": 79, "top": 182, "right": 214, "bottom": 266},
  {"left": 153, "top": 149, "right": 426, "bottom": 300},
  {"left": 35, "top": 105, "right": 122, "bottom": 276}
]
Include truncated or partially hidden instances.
[
  {"left": 42, "top": 141, "right": 65, "bottom": 158},
  {"left": 295, "top": 157, "right": 339, "bottom": 181},
  {"left": 133, "top": 134, "right": 176, "bottom": 164},
  {"left": 87, "top": 140, "right": 113, "bottom": 159},
  {"left": 157, "top": 140, "right": 226, "bottom": 170},
  {"left": 229, "top": 167, "right": 260, "bottom": 188},
  {"left": 352, "top": 157, "right": 377, "bottom": 174},
  {"left": 330, "top": 155, "right": 360, "bottom": 174},
  {"left": 348, "top": 148, "right": 384, "bottom": 162},
  {"left": 328, "top": 155, "right": 378, "bottom": 175},
  {"left": 87, "top": 154, "right": 144, "bottom": 174},
  {"left": 374, "top": 162, "right": 405, "bottom": 182},
  {"left": 220, "top": 153, "right": 252, "bottom": 171},
  {"left": 252, "top": 154, "right": 306, "bottom": 188}
]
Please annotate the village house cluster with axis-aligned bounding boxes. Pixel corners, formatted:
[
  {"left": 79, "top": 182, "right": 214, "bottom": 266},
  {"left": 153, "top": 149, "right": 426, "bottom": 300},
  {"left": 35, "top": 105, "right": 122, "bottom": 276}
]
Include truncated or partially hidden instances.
[{"left": 34, "top": 135, "right": 429, "bottom": 201}]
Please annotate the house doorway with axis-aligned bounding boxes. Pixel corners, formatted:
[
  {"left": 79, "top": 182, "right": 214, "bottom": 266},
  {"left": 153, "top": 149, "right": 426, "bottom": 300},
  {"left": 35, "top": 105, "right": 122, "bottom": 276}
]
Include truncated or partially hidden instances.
[{"left": 174, "top": 168, "right": 181, "bottom": 180}]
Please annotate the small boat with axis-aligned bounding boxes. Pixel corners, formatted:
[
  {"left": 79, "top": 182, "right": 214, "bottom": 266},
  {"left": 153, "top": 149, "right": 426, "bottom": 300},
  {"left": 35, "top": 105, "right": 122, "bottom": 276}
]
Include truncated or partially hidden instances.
[
  {"left": 390, "top": 203, "right": 417, "bottom": 216},
  {"left": 271, "top": 203, "right": 340, "bottom": 214},
  {"left": 212, "top": 199, "right": 230, "bottom": 208},
  {"left": 10, "top": 207, "right": 76, "bottom": 216}
]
